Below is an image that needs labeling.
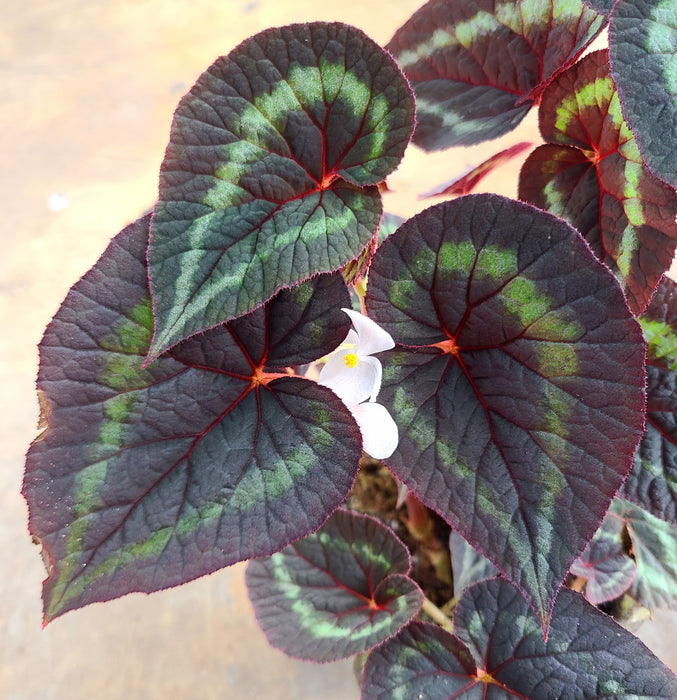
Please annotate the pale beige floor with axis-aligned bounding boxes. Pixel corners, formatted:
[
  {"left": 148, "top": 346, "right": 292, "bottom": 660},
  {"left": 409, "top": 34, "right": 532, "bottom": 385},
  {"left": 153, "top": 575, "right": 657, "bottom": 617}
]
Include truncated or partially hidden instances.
[{"left": 2, "top": 1, "right": 675, "bottom": 698}]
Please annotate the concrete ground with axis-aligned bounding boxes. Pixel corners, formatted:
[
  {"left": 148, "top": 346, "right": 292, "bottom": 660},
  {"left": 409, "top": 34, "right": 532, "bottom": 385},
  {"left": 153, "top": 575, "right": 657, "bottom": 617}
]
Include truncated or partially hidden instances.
[{"left": 2, "top": 1, "right": 675, "bottom": 698}]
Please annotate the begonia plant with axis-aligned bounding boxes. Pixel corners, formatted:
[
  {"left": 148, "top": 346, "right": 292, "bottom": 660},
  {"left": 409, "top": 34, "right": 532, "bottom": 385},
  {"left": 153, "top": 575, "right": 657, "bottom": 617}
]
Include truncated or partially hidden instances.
[{"left": 23, "top": 1, "right": 677, "bottom": 697}]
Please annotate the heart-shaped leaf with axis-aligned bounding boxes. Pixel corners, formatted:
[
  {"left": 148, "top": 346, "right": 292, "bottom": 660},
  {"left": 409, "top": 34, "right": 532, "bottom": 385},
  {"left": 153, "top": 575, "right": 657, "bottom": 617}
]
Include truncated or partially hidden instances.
[
  {"left": 246, "top": 509, "right": 423, "bottom": 662},
  {"left": 421, "top": 141, "right": 532, "bottom": 199},
  {"left": 609, "top": 0, "right": 677, "bottom": 189},
  {"left": 386, "top": 0, "right": 605, "bottom": 150},
  {"left": 519, "top": 50, "right": 677, "bottom": 314},
  {"left": 23, "top": 215, "right": 363, "bottom": 623},
  {"left": 449, "top": 531, "right": 498, "bottom": 595},
  {"left": 365, "top": 194, "right": 646, "bottom": 627},
  {"left": 362, "top": 578, "right": 677, "bottom": 699},
  {"left": 147, "top": 21, "right": 415, "bottom": 360},
  {"left": 622, "top": 277, "right": 677, "bottom": 524},
  {"left": 613, "top": 498, "right": 677, "bottom": 610},
  {"left": 570, "top": 508, "right": 637, "bottom": 604}
]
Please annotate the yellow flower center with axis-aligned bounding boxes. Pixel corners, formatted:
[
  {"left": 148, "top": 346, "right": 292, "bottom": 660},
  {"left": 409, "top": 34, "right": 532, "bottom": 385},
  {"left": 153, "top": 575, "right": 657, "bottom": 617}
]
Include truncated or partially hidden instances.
[{"left": 343, "top": 352, "right": 359, "bottom": 368}]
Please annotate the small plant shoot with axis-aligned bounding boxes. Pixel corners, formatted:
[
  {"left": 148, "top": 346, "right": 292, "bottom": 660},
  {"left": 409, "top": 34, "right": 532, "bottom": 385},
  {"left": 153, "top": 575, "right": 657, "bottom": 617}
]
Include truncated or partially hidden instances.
[{"left": 23, "top": 1, "right": 677, "bottom": 696}]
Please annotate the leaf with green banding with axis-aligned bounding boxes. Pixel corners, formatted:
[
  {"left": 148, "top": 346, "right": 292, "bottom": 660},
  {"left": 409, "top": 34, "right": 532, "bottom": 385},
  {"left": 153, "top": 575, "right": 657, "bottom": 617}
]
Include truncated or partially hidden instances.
[
  {"left": 420, "top": 142, "right": 532, "bottom": 199},
  {"left": 245, "top": 509, "right": 423, "bottom": 662},
  {"left": 362, "top": 579, "right": 677, "bottom": 699},
  {"left": 22, "top": 215, "right": 363, "bottom": 623},
  {"left": 449, "top": 531, "right": 498, "bottom": 595},
  {"left": 365, "top": 194, "right": 646, "bottom": 628},
  {"left": 622, "top": 277, "right": 677, "bottom": 524},
  {"left": 582, "top": 0, "right": 615, "bottom": 15},
  {"left": 569, "top": 508, "right": 637, "bottom": 604},
  {"left": 613, "top": 498, "right": 677, "bottom": 610},
  {"left": 386, "top": 0, "right": 605, "bottom": 151},
  {"left": 519, "top": 49, "right": 677, "bottom": 314},
  {"left": 609, "top": 0, "right": 677, "bottom": 188},
  {"left": 147, "top": 22, "right": 415, "bottom": 360}
]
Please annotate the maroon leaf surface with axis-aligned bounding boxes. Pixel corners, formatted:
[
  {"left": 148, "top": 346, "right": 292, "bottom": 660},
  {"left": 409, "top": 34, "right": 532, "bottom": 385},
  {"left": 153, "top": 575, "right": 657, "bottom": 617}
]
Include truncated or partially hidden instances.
[
  {"left": 570, "top": 508, "right": 637, "bottom": 605},
  {"left": 246, "top": 509, "right": 423, "bottom": 662},
  {"left": 519, "top": 49, "right": 677, "bottom": 314},
  {"left": 23, "top": 215, "right": 363, "bottom": 622},
  {"left": 366, "top": 194, "right": 646, "bottom": 627},
  {"left": 362, "top": 579, "right": 677, "bottom": 699},
  {"left": 609, "top": 0, "right": 677, "bottom": 189},
  {"left": 147, "top": 22, "right": 415, "bottom": 360},
  {"left": 386, "top": 0, "right": 605, "bottom": 150},
  {"left": 622, "top": 276, "right": 677, "bottom": 524}
]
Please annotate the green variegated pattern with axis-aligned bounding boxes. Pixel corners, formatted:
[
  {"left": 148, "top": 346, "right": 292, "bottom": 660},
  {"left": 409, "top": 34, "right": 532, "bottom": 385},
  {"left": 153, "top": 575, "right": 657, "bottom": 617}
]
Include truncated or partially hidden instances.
[
  {"left": 622, "top": 278, "right": 677, "bottom": 524},
  {"left": 610, "top": 0, "right": 677, "bottom": 188},
  {"left": 147, "top": 22, "right": 415, "bottom": 360},
  {"left": 613, "top": 499, "right": 677, "bottom": 610},
  {"left": 366, "top": 194, "right": 646, "bottom": 628},
  {"left": 23, "top": 216, "right": 363, "bottom": 623},
  {"left": 246, "top": 509, "right": 423, "bottom": 662},
  {"left": 386, "top": 0, "right": 605, "bottom": 150},
  {"left": 570, "top": 509, "right": 637, "bottom": 604},
  {"left": 362, "top": 579, "right": 677, "bottom": 699},
  {"left": 449, "top": 531, "right": 498, "bottom": 595},
  {"left": 519, "top": 50, "right": 677, "bottom": 314}
]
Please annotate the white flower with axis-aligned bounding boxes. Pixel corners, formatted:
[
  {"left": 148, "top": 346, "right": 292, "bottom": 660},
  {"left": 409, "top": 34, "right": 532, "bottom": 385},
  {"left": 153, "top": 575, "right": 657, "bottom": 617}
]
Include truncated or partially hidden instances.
[{"left": 319, "top": 308, "right": 399, "bottom": 460}]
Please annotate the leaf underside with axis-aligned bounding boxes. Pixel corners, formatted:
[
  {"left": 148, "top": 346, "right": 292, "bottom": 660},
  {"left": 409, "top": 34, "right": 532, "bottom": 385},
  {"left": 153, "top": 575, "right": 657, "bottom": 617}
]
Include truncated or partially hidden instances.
[
  {"left": 147, "top": 21, "right": 415, "bottom": 360},
  {"left": 23, "top": 215, "right": 363, "bottom": 623},
  {"left": 609, "top": 0, "right": 677, "bottom": 189},
  {"left": 246, "top": 509, "right": 423, "bottom": 662},
  {"left": 366, "top": 194, "right": 646, "bottom": 628},
  {"left": 519, "top": 50, "right": 677, "bottom": 314},
  {"left": 362, "top": 578, "right": 677, "bottom": 699},
  {"left": 386, "top": 0, "right": 606, "bottom": 150}
]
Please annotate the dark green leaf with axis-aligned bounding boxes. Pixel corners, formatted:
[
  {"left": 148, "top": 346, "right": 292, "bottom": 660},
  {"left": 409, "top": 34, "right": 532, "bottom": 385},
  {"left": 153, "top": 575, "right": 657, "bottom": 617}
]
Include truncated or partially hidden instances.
[
  {"left": 23, "top": 215, "right": 362, "bottom": 623},
  {"left": 623, "top": 277, "right": 677, "bottom": 523},
  {"left": 362, "top": 578, "right": 677, "bottom": 699},
  {"left": 569, "top": 508, "right": 637, "bottom": 604},
  {"left": 613, "top": 499, "right": 677, "bottom": 610},
  {"left": 609, "top": 0, "right": 677, "bottom": 188},
  {"left": 147, "top": 22, "right": 415, "bottom": 359},
  {"left": 246, "top": 509, "right": 423, "bottom": 662},
  {"left": 519, "top": 50, "right": 677, "bottom": 314},
  {"left": 366, "top": 194, "right": 646, "bottom": 627},
  {"left": 386, "top": 0, "right": 605, "bottom": 150},
  {"left": 449, "top": 531, "right": 498, "bottom": 594}
]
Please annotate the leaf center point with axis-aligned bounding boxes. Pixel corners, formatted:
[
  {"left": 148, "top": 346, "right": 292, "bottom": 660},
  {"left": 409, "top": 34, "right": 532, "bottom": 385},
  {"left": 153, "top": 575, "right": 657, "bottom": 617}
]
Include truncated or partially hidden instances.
[{"left": 431, "top": 337, "right": 460, "bottom": 356}]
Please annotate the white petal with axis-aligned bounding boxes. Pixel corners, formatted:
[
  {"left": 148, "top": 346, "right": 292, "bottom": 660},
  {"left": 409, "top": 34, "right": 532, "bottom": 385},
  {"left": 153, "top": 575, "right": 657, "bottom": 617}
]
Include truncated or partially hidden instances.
[
  {"left": 350, "top": 401, "right": 399, "bottom": 460},
  {"left": 319, "top": 352, "right": 378, "bottom": 406},
  {"left": 342, "top": 308, "right": 395, "bottom": 355},
  {"left": 360, "top": 355, "right": 383, "bottom": 401}
]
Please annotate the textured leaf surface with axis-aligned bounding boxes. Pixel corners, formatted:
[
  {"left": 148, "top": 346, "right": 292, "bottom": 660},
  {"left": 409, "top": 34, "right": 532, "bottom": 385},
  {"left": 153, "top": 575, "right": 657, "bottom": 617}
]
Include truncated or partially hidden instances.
[
  {"left": 582, "top": 0, "right": 615, "bottom": 15},
  {"left": 622, "top": 277, "right": 677, "bottom": 523},
  {"left": 613, "top": 499, "right": 677, "bottom": 610},
  {"left": 570, "top": 508, "right": 637, "bottom": 604},
  {"left": 148, "top": 21, "right": 415, "bottom": 359},
  {"left": 246, "top": 509, "right": 423, "bottom": 662},
  {"left": 519, "top": 50, "right": 677, "bottom": 314},
  {"left": 23, "top": 215, "right": 363, "bottom": 623},
  {"left": 386, "top": 0, "right": 605, "bottom": 150},
  {"left": 609, "top": 0, "right": 677, "bottom": 188},
  {"left": 421, "top": 142, "right": 532, "bottom": 199},
  {"left": 366, "top": 194, "right": 646, "bottom": 626},
  {"left": 449, "top": 531, "right": 498, "bottom": 594},
  {"left": 362, "top": 579, "right": 677, "bottom": 699}
]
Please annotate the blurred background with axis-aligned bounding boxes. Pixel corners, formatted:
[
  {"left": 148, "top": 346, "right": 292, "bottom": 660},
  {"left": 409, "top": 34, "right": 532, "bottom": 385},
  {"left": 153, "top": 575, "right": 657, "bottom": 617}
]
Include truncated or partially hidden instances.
[{"left": 2, "top": 1, "right": 675, "bottom": 697}]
